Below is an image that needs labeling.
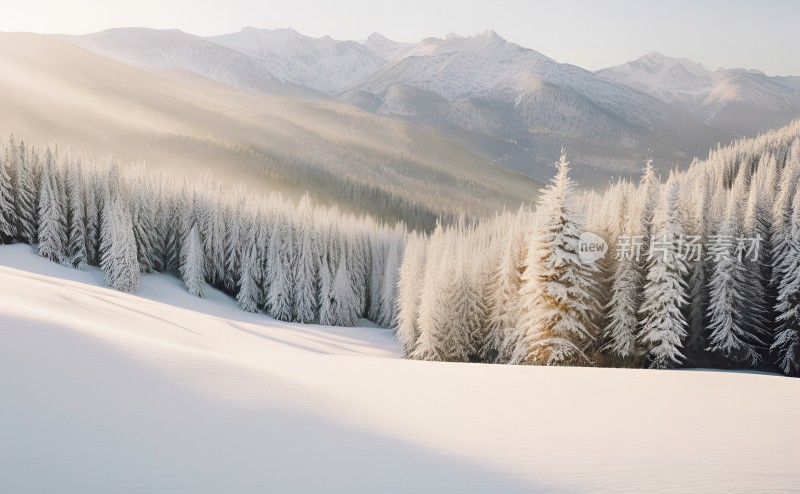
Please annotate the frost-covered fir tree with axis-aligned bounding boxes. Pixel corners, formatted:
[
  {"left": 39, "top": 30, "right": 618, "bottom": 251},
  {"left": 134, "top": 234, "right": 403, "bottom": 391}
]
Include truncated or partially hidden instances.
[
  {"left": 223, "top": 188, "right": 245, "bottom": 293},
  {"left": 0, "top": 139, "right": 14, "bottom": 242},
  {"left": 512, "top": 153, "right": 597, "bottom": 366},
  {"left": 181, "top": 224, "right": 205, "bottom": 297},
  {"left": 100, "top": 196, "right": 140, "bottom": 293},
  {"left": 293, "top": 195, "right": 318, "bottom": 323},
  {"left": 412, "top": 229, "right": 468, "bottom": 361},
  {"left": 13, "top": 140, "right": 38, "bottom": 243},
  {"left": 64, "top": 159, "right": 87, "bottom": 269},
  {"left": 368, "top": 237, "right": 388, "bottom": 323},
  {"left": 638, "top": 182, "right": 689, "bottom": 369},
  {"left": 266, "top": 214, "right": 295, "bottom": 321},
  {"left": 394, "top": 232, "right": 427, "bottom": 354},
  {"left": 237, "top": 242, "right": 260, "bottom": 312},
  {"left": 129, "top": 170, "right": 156, "bottom": 274},
  {"left": 378, "top": 238, "right": 403, "bottom": 327},
  {"left": 681, "top": 172, "right": 711, "bottom": 362},
  {"left": 706, "top": 175, "right": 765, "bottom": 367},
  {"left": 84, "top": 170, "right": 102, "bottom": 265},
  {"left": 772, "top": 187, "right": 800, "bottom": 375},
  {"left": 37, "top": 149, "right": 66, "bottom": 263},
  {"left": 603, "top": 186, "right": 644, "bottom": 361},
  {"left": 331, "top": 248, "right": 359, "bottom": 327},
  {"left": 484, "top": 210, "right": 526, "bottom": 363}
]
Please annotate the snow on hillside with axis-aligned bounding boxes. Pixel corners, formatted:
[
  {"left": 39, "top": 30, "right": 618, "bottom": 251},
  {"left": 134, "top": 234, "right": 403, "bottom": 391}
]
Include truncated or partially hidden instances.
[{"left": 1, "top": 243, "right": 799, "bottom": 493}]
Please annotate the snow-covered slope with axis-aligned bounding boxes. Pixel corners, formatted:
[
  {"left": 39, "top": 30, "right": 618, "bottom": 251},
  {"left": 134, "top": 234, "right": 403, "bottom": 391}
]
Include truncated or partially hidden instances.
[
  {"left": 2, "top": 243, "right": 799, "bottom": 493},
  {"left": 598, "top": 53, "right": 800, "bottom": 135},
  {"left": 62, "top": 28, "right": 321, "bottom": 98}
]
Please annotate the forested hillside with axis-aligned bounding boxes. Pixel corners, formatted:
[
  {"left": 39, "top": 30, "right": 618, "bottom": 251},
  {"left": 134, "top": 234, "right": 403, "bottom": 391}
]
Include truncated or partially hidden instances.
[{"left": 397, "top": 121, "right": 800, "bottom": 376}]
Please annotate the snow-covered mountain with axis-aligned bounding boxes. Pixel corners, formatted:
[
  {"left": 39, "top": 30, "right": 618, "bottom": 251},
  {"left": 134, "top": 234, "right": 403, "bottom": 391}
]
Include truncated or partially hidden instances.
[
  {"left": 63, "top": 27, "right": 800, "bottom": 184},
  {"left": 598, "top": 52, "right": 800, "bottom": 135},
  {"left": 210, "top": 27, "right": 386, "bottom": 94},
  {"left": 347, "top": 33, "right": 727, "bottom": 184}
]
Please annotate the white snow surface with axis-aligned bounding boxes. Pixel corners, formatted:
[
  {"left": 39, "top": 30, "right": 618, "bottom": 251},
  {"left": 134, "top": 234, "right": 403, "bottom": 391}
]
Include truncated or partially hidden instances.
[{"left": 1, "top": 243, "right": 798, "bottom": 493}]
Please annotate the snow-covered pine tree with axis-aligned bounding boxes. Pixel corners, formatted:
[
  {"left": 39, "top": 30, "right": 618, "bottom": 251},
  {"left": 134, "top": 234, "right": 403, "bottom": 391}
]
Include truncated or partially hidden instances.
[
  {"left": 255, "top": 208, "right": 271, "bottom": 310},
  {"left": 237, "top": 236, "right": 260, "bottom": 312},
  {"left": 37, "top": 148, "right": 67, "bottom": 263},
  {"left": 100, "top": 195, "right": 140, "bottom": 293},
  {"left": 378, "top": 237, "right": 403, "bottom": 327},
  {"left": 394, "top": 232, "right": 427, "bottom": 354},
  {"left": 13, "top": 140, "right": 38, "bottom": 243},
  {"left": 129, "top": 169, "right": 156, "bottom": 274},
  {"left": 266, "top": 213, "right": 294, "bottom": 321},
  {"left": 223, "top": 187, "right": 246, "bottom": 293},
  {"left": 681, "top": 171, "right": 712, "bottom": 362},
  {"left": 741, "top": 168, "right": 773, "bottom": 342},
  {"left": 318, "top": 240, "right": 335, "bottom": 326},
  {"left": 181, "top": 223, "right": 205, "bottom": 297},
  {"left": 331, "top": 248, "right": 360, "bottom": 327},
  {"left": 602, "top": 184, "right": 644, "bottom": 362},
  {"left": 771, "top": 145, "right": 799, "bottom": 291},
  {"left": 484, "top": 209, "right": 526, "bottom": 363},
  {"left": 639, "top": 159, "right": 661, "bottom": 255},
  {"left": 64, "top": 158, "right": 88, "bottom": 269},
  {"left": 512, "top": 153, "right": 597, "bottom": 366},
  {"left": 293, "top": 195, "right": 318, "bottom": 323},
  {"left": 84, "top": 169, "right": 102, "bottom": 265},
  {"left": 368, "top": 236, "right": 388, "bottom": 322},
  {"left": 638, "top": 182, "right": 689, "bottom": 369},
  {"left": 0, "top": 139, "right": 14, "bottom": 242},
  {"left": 411, "top": 227, "right": 460, "bottom": 361},
  {"left": 772, "top": 186, "right": 800, "bottom": 375},
  {"left": 706, "top": 174, "right": 765, "bottom": 367}
]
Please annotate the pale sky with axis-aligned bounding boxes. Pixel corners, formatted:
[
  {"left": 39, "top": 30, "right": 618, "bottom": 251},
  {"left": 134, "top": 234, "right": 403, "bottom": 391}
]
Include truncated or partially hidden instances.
[{"left": 3, "top": 0, "right": 799, "bottom": 75}]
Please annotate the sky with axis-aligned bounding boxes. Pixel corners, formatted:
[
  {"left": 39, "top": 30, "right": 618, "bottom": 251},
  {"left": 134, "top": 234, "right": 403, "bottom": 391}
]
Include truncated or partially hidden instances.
[{"left": 3, "top": 0, "right": 799, "bottom": 75}]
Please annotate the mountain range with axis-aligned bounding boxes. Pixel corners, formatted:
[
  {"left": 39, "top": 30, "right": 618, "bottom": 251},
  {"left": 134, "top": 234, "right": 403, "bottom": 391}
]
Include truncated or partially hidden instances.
[{"left": 62, "top": 27, "right": 800, "bottom": 186}]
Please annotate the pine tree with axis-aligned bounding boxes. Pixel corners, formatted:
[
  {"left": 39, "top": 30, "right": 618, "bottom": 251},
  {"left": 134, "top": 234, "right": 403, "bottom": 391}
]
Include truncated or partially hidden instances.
[
  {"left": 13, "top": 140, "right": 38, "bottom": 243},
  {"left": 331, "top": 248, "right": 359, "bottom": 327},
  {"left": 84, "top": 169, "right": 102, "bottom": 265},
  {"left": 484, "top": 210, "right": 526, "bottom": 363},
  {"left": 772, "top": 186, "right": 800, "bottom": 375},
  {"left": 237, "top": 241, "right": 260, "bottom": 312},
  {"left": 100, "top": 195, "right": 140, "bottom": 293},
  {"left": 266, "top": 214, "right": 294, "bottom": 321},
  {"left": 0, "top": 139, "right": 14, "bottom": 242},
  {"left": 37, "top": 148, "right": 66, "bottom": 263},
  {"left": 394, "top": 233, "right": 426, "bottom": 353},
  {"left": 638, "top": 183, "right": 689, "bottom": 369},
  {"left": 512, "top": 154, "right": 597, "bottom": 366},
  {"left": 181, "top": 224, "right": 205, "bottom": 297},
  {"left": 293, "top": 195, "right": 318, "bottom": 323},
  {"left": 411, "top": 226, "right": 451, "bottom": 360},
  {"left": 378, "top": 239, "right": 403, "bottom": 327},
  {"left": 64, "top": 159, "right": 88, "bottom": 269},
  {"left": 603, "top": 186, "right": 644, "bottom": 361},
  {"left": 318, "top": 242, "right": 336, "bottom": 326},
  {"left": 706, "top": 175, "right": 764, "bottom": 367}
]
